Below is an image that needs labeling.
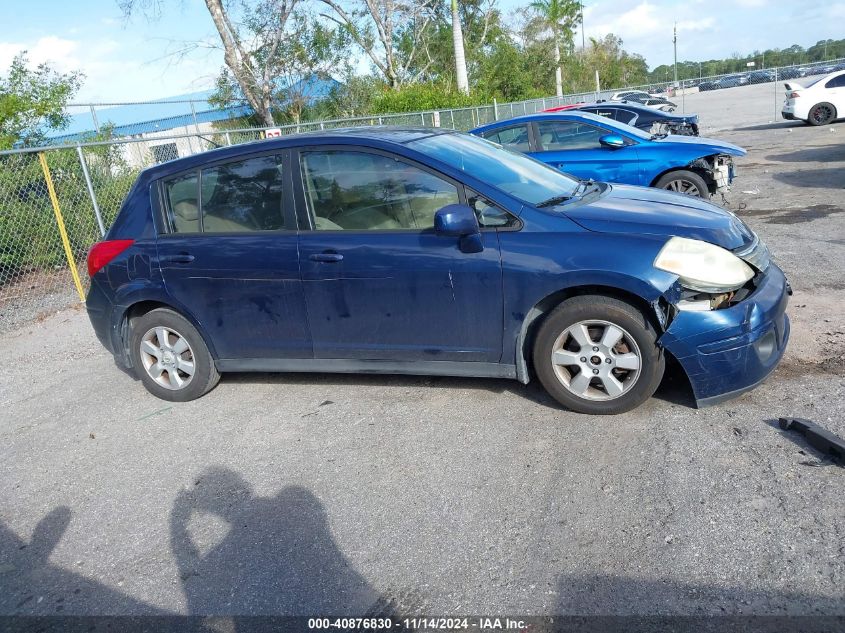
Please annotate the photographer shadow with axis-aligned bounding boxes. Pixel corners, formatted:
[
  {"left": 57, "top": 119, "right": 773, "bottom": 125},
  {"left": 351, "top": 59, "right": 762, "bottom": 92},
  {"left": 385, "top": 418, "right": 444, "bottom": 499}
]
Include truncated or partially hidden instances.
[{"left": 170, "top": 467, "right": 394, "bottom": 618}]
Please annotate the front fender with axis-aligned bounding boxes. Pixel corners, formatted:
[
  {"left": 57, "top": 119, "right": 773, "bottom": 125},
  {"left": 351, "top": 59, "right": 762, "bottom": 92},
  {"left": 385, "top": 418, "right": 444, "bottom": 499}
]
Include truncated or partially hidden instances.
[{"left": 499, "top": 229, "right": 679, "bottom": 383}]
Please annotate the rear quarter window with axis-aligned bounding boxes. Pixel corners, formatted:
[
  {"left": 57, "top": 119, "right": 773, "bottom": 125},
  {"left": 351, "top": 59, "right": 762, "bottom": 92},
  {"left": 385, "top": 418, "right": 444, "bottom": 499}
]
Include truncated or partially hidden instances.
[
  {"left": 825, "top": 75, "right": 845, "bottom": 89},
  {"left": 164, "top": 173, "right": 199, "bottom": 233}
]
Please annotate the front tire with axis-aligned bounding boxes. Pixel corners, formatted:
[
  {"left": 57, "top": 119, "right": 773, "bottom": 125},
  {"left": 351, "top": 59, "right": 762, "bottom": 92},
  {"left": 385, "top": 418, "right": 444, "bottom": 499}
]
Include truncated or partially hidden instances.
[
  {"left": 654, "top": 170, "right": 710, "bottom": 198},
  {"left": 532, "top": 296, "right": 665, "bottom": 415},
  {"left": 807, "top": 102, "right": 836, "bottom": 126},
  {"left": 129, "top": 308, "right": 220, "bottom": 402}
]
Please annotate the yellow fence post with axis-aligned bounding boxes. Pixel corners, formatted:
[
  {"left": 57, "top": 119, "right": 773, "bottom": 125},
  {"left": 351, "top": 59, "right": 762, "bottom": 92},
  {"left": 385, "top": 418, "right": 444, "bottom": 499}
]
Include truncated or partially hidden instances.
[{"left": 38, "top": 152, "right": 85, "bottom": 302}]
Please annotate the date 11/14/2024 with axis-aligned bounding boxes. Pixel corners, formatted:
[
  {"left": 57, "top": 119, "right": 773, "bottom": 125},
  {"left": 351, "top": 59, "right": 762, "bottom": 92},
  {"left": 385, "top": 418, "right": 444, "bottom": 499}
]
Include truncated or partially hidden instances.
[{"left": 307, "top": 617, "right": 529, "bottom": 631}]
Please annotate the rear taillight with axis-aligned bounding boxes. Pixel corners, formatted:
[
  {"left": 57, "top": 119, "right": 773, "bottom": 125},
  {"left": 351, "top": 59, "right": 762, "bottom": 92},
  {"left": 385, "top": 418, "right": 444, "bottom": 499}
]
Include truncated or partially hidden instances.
[
  {"left": 87, "top": 239, "right": 134, "bottom": 277},
  {"left": 789, "top": 91, "right": 800, "bottom": 98}
]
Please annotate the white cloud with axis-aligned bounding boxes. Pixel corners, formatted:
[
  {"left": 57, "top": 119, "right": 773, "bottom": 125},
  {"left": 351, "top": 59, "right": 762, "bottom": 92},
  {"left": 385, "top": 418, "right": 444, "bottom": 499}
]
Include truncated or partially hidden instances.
[
  {"left": 0, "top": 36, "right": 78, "bottom": 71},
  {"left": 590, "top": 2, "right": 662, "bottom": 39},
  {"left": 0, "top": 34, "right": 221, "bottom": 102}
]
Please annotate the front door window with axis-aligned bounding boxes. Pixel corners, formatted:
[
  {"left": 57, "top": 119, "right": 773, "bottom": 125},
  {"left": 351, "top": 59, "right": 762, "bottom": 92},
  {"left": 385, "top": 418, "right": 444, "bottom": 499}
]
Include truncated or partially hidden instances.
[{"left": 300, "top": 151, "right": 459, "bottom": 231}]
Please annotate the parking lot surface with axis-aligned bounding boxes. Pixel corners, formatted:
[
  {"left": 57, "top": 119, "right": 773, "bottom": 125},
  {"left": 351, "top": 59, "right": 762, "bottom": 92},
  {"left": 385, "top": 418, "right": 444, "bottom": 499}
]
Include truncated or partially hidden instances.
[{"left": 1, "top": 86, "right": 844, "bottom": 617}]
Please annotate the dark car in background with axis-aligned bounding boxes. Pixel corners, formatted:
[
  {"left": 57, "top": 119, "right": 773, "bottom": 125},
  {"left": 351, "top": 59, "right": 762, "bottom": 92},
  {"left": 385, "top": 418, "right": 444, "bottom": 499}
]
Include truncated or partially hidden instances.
[
  {"left": 778, "top": 66, "right": 807, "bottom": 80},
  {"left": 85, "top": 127, "right": 788, "bottom": 415},
  {"left": 700, "top": 74, "right": 749, "bottom": 90},
  {"left": 552, "top": 101, "right": 699, "bottom": 136},
  {"left": 717, "top": 74, "right": 750, "bottom": 88},
  {"left": 747, "top": 69, "right": 776, "bottom": 84}
]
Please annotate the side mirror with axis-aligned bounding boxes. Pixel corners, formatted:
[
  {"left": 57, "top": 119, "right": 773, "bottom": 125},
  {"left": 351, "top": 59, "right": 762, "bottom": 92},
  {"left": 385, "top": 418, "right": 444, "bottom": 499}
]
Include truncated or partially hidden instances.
[
  {"left": 599, "top": 134, "right": 626, "bottom": 149},
  {"left": 434, "top": 203, "right": 483, "bottom": 253}
]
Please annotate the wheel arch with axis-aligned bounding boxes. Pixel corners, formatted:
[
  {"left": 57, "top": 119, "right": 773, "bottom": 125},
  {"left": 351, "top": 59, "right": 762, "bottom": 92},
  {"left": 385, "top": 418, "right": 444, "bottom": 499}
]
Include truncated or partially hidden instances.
[
  {"left": 111, "top": 292, "right": 219, "bottom": 368},
  {"left": 514, "top": 282, "right": 666, "bottom": 384},
  {"left": 649, "top": 164, "right": 715, "bottom": 193}
]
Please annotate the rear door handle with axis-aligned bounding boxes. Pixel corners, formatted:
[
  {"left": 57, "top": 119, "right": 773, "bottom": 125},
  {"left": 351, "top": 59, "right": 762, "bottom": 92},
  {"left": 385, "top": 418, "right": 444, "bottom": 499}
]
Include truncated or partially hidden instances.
[
  {"left": 309, "top": 252, "right": 344, "bottom": 263},
  {"left": 161, "top": 253, "right": 195, "bottom": 264}
]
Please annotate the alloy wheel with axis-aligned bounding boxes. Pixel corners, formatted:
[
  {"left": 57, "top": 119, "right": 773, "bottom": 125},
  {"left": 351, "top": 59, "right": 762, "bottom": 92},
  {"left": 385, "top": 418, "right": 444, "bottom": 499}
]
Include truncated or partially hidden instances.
[
  {"left": 663, "top": 179, "right": 701, "bottom": 196},
  {"left": 811, "top": 104, "right": 833, "bottom": 124},
  {"left": 139, "top": 326, "right": 195, "bottom": 390},
  {"left": 550, "top": 319, "right": 642, "bottom": 401}
]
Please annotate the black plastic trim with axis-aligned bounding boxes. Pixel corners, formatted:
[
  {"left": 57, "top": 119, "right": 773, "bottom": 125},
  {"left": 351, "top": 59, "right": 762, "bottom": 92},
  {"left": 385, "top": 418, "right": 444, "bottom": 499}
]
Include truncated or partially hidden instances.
[{"left": 215, "top": 358, "right": 517, "bottom": 380}]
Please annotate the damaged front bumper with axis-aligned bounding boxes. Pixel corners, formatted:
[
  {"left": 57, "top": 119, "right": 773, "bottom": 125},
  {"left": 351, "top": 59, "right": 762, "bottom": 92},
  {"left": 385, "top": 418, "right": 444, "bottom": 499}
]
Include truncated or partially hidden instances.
[
  {"left": 658, "top": 263, "right": 791, "bottom": 407},
  {"left": 711, "top": 154, "right": 735, "bottom": 192}
]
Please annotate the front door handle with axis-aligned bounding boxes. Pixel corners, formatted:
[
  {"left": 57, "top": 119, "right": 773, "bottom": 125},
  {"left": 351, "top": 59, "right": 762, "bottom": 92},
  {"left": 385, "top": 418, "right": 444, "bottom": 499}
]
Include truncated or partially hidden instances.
[
  {"left": 309, "top": 252, "right": 344, "bottom": 263},
  {"left": 161, "top": 253, "right": 195, "bottom": 264}
]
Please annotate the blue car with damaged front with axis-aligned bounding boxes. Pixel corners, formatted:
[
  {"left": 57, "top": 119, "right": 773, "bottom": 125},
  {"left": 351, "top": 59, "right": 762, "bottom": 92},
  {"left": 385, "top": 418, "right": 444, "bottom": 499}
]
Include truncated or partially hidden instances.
[
  {"left": 86, "top": 128, "right": 788, "bottom": 414},
  {"left": 470, "top": 111, "right": 745, "bottom": 199}
]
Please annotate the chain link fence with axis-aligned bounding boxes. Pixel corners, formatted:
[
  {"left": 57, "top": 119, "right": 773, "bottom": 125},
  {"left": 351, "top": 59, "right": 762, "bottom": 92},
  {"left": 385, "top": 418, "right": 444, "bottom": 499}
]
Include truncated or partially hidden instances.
[{"left": 2, "top": 57, "right": 844, "bottom": 330}]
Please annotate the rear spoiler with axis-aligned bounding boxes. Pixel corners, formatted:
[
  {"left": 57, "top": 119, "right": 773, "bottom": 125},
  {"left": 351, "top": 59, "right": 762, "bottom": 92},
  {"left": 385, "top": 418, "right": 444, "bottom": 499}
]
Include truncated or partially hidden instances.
[{"left": 783, "top": 82, "right": 802, "bottom": 91}]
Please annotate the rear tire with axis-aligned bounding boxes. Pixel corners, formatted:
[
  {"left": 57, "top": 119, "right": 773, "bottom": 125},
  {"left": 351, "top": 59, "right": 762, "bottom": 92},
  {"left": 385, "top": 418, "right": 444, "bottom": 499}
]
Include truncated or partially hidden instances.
[
  {"left": 532, "top": 295, "right": 665, "bottom": 415},
  {"left": 807, "top": 102, "right": 836, "bottom": 126},
  {"left": 129, "top": 308, "right": 220, "bottom": 402},
  {"left": 654, "top": 169, "right": 710, "bottom": 198}
]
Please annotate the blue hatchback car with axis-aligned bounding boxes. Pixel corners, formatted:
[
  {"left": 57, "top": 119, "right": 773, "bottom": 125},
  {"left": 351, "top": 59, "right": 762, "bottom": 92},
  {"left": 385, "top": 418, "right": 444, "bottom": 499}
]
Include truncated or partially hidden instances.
[
  {"left": 471, "top": 112, "right": 745, "bottom": 198},
  {"left": 86, "top": 128, "right": 789, "bottom": 414}
]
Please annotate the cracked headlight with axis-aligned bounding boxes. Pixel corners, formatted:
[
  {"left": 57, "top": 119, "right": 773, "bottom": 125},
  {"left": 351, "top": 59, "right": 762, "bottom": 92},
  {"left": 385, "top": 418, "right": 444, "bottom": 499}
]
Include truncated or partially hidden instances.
[{"left": 654, "top": 237, "right": 754, "bottom": 293}]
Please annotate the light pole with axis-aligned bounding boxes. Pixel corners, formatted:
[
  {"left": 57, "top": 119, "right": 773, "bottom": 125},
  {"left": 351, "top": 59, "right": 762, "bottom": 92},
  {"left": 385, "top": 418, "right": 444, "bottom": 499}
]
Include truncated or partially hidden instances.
[{"left": 673, "top": 23, "right": 678, "bottom": 87}]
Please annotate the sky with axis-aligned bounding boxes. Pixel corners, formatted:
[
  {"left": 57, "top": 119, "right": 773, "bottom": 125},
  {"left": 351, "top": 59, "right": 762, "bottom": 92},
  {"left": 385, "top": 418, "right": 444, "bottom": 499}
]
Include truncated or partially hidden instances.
[{"left": 1, "top": 0, "right": 843, "bottom": 103}]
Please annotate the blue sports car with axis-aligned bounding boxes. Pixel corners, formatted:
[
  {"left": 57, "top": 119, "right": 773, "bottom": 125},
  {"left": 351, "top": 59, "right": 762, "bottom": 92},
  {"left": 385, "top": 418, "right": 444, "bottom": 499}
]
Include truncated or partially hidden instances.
[
  {"left": 471, "top": 112, "right": 745, "bottom": 198},
  {"left": 86, "top": 128, "right": 788, "bottom": 414}
]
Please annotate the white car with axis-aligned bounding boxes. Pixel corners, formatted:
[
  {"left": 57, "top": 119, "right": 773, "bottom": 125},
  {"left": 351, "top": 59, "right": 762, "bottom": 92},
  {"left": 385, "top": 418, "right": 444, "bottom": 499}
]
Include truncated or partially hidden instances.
[
  {"left": 782, "top": 70, "right": 845, "bottom": 125},
  {"left": 610, "top": 90, "right": 676, "bottom": 112}
]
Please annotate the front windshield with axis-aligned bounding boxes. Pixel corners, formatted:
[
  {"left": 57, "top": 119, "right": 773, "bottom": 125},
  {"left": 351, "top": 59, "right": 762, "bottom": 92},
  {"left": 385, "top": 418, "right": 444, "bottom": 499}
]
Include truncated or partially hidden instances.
[{"left": 408, "top": 132, "right": 579, "bottom": 205}]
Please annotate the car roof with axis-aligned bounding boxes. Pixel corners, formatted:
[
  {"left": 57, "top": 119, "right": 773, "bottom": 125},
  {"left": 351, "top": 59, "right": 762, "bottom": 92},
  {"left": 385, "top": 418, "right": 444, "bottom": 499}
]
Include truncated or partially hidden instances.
[
  {"left": 577, "top": 101, "right": 680, "bottom": 118},
  {"left": 473, "top": 110, "right": 615, "bottom": 132},
  {"left": 143, "top": 126, "right": 456, "bottom": 178}
]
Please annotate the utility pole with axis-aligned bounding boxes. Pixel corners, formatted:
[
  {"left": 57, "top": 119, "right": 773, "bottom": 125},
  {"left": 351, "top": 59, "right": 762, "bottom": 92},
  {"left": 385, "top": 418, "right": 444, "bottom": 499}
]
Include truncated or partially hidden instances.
[{"left": 673, "top": 23, "right": 678, "bottom": 87}]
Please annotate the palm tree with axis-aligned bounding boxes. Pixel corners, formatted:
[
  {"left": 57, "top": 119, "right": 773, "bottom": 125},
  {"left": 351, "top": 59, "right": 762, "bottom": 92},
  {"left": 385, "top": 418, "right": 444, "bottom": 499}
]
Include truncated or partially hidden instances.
[
  {"left": 529, "top": 0, "right": 581, "bottom": 97},
  {"left": 451, "top": 0, "right": 469, "bottom": 94}
]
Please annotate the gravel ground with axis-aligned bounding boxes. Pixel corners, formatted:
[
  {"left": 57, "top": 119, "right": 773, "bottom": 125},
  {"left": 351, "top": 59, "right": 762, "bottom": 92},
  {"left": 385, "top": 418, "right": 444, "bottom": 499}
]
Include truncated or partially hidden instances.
[{"left": 1, "top": 86, "right": 844, "bottom": 619}]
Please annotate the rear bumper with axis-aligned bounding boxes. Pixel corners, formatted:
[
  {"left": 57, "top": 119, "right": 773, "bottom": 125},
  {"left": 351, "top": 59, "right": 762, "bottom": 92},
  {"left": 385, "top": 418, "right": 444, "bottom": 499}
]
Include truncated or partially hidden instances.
[
  {"left": 659, "top": 264, "right": 790, "bottom": 407},
  {"left": 781, "top": 111, "right": 797, "bottom": 120},
  {"left": 86, "top": 277, "right": 115, "bottom": 355}
]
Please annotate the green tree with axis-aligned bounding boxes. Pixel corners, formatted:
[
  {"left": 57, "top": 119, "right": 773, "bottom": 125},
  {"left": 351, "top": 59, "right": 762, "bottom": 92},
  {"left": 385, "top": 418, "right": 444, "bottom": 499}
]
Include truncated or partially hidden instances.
[
  {"left": 319, "top": 0, "right": 439, "bottom": 89},
  {"left": 208, "top": 9, "right": 349, "bottom": 125},
  {"left": 0, "top": 53, "right": 83, "bottom": 149},
  {"left": 528, "top": 0, "right": 580, "bottom": 97}
]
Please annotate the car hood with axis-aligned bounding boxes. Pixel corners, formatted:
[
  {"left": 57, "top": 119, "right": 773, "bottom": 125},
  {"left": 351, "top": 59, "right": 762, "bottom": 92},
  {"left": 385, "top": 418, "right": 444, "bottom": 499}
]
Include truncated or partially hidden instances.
[
  {"left": 564, "top": 184, "right": 755, "bottom": 250},
  {"left": 652, "top": 134, "right": 746, "bottom": 157}
]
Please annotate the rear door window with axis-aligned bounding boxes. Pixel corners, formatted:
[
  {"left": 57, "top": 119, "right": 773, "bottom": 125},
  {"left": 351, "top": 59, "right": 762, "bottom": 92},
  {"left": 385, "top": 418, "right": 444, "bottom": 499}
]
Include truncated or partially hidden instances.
[
  {"left": 201, "top": 155, "right": 286, "bottom": 232},
  {"left": 480, "top": 125, "right": 532, "bottom": 152},
  {"left": 163, "top": 154, "right": 288, "bottom": 233},
  {"left": 536, "top": 121, "right": 607, "bottom": 150},
  {"left": 613, "top": 109, "right": 637, "bottom": 125}
]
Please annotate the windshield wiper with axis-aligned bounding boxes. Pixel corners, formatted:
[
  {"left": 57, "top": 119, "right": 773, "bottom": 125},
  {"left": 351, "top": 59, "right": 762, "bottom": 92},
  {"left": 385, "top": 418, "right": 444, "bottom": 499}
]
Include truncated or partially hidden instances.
[
  {"left": 536, "top": 194, "right": 574, "bottom": 208},
  {"left": 650, "top": 132, "right": 669, "bottom": 140}
]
